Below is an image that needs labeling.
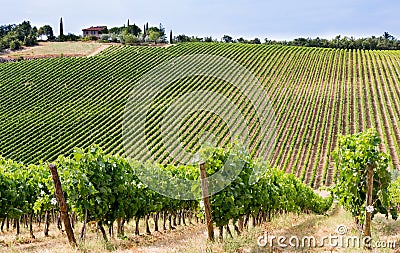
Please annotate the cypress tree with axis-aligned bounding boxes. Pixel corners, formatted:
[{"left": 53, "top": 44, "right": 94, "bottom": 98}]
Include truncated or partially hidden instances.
[
  {"left": 170, "top": 30, "right": 173, "bottom": 44},
  {"left": 60, "top": 18, "right": 64, "bottom": 36}
]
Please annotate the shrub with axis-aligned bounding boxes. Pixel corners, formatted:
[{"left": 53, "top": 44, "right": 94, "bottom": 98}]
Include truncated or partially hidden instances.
[
  {"left": 124, "top": 34, "right": 139, "bottom": 45},
  {"left": 10, "top": 40, "right": 21, "bottom": 50},
  {"left": 100, "top": 34, "right": 110, "bottom": 41},
  {"left": 23, "top": 35, "right": 37, "bottom": 46}
]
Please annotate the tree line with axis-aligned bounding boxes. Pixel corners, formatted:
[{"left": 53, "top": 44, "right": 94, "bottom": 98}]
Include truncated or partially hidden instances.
[
  {"left": 178, "top": 32, "right": 400, "bottom": 50},
  {"left": 265, "top": 32, "right": 400, "bottom": 50},
  {"left": 1, "top": 19, "right": 399, "bottom": 52},
  {"left": 0, "top": 19, "right": 168, "bottom": 50},
  {"left": 0, "top": 20, "right": 80, "bottom": 53},
  {"left": 0, "top": 21, "right": 38, "bottom": 51},
  {"left": 96, "top": 20, "right": 167, "bottom": 45}
]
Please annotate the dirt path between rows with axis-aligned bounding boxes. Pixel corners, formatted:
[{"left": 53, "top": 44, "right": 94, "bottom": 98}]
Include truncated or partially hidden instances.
[{"left": 134, "top": 224, "right": 207, "bottom": 253}]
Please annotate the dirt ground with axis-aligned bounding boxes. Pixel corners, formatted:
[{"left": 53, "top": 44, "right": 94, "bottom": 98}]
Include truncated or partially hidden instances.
[
  {"left": 0, "top": 41, "right": 109, "bottom": 59},
  {"left": 0, "top": 204, "right": 398, "bottom": 253}
]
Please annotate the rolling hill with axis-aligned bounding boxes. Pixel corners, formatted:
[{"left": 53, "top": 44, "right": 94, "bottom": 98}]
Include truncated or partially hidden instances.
[{"left": 1, "top": 43, "right": 399, "bottom": 187}]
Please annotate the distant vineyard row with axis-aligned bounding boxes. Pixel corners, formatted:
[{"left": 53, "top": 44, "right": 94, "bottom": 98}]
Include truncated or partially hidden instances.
[{"left": 0, "top": 43, "right": 400, "bottom": 187}]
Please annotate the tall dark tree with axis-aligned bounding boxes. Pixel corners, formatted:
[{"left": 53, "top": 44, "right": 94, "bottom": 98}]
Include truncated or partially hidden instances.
[
  {"left": 60, "top": 18, "right": 64, "bottom": 36},
  {"left": 143, "top": 24, "right": 146, "bottom": 34},
  {"left": 127, "top": 19, "right": 130, "bottom": 27},
  {"left": 146, "top": 22, "right": 149, "bottom": 32},
  {"left": 170, "top": 30, "right": 173, "bottom": 44}
]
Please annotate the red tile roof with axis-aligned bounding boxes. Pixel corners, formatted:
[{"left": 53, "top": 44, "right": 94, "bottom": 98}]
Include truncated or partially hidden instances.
[{"left": 82, "top": 26, "right": 107, "bottom": 32}]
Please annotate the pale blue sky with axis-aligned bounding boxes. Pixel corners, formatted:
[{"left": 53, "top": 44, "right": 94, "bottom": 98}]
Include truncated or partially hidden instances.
[{"left": 2, "top": 0, "right": 399, "bottom": 40}]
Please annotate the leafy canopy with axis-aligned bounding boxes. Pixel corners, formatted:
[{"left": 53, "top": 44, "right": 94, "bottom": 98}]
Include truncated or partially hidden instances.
[{"left": 332, "top": 129, "right": 397, "bottom": 223}]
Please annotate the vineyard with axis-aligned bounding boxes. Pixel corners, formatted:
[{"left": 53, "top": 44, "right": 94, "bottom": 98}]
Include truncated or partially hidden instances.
[
  {"left": 1, "top": 43, "right": 400, "bottom": 188},
  {"left": 0, "top": 145, "right": 332, "bottom": 243}
]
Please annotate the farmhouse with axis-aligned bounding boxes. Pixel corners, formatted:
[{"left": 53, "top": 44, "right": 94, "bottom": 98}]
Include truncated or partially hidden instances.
[{"left": 82, "top": 26, "right": 107, "bottom": 38}]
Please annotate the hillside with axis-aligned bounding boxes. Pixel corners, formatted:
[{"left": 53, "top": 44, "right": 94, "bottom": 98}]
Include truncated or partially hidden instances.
[
  {"left": 0, "top": 42, "right": 108, "bottom": 60},
  {"left": 0, "top": 43, "right": 400, "bottom": 187}
]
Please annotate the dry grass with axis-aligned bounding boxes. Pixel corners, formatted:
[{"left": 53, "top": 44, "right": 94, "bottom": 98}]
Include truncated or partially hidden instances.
[
  {"left": 0, "top": 216, "right": 208, "bottom": 253},
  {"left": 207, "top": 203, "right": 399, "bottom": 253},
  {"left": 1, "top": 42, "right": 108, "bottom": 59},
  {"left": 0, "top": 205, "right": 398, "bottom": 253}
]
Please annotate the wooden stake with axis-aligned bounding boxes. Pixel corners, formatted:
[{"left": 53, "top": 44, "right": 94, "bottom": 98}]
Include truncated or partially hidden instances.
[
  {"left": 49, "top": 164, "right": 77, "bottom": 247},
  {"left": 364, "top": 163, "right": 374, "bottom": 239},
  {"left": 200, "top": 162, "right": 214, "bottom": 241}
]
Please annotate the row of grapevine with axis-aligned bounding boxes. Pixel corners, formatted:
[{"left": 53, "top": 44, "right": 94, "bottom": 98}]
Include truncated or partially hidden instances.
[{"left": 0, "top": 144, "right": 332, "bottom": 240}]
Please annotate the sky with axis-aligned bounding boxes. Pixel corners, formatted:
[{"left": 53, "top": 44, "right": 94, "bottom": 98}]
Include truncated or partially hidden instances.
[{"left": 1, "top": 0, "right": 399, "bottom": 41}]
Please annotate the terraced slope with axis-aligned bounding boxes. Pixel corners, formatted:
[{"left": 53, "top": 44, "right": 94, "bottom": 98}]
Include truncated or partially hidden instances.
[{"left": 1, "top": 43, "right": 399, "bottom": 187}]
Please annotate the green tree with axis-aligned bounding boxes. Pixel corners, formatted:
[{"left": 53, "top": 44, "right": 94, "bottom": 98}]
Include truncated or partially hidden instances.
[
  {"left": 59, "top": 17, "right": 64, "bottom": 36},
  {"left": 0, "top": 24, "right": 16, "bottom": 37},
  {"left": 237, "top": 37, "right": 247, "bottom": 43},
  {"left": 149, "top": 30, "right": 160, "bottom": 44},
  {"left": 176, "top": 34, "right": 190, "bottom": 42},
  {"left": 9, "top": 40, "right": 21, "bottom": 50},
  {"left": 109, "top": 26, "right": 122, "bottom": 34},
  {"left": 222, "top": 35, "right": 233, "bottom": 43},
  {"left": 189, "top": 36, "right": 203, "bottom": 42},
  {"left": 127, "top": 23, "right": 140, "bottom": 36},
  {"left": 23, "top": 34, "right": 37, "bottom": 46},
  {"left": 15, "top": 21, "right": 33, "bottom": 40},
  {"left": 158, "top": 23, "right": 166, "bottom": 43},
  {"left": 383, "top": 32, "right": 394, "bottom": 40},
  {"left": 124, "top": 33, "right": 139, "bottom": 45},
  {"left": 204, "top": 36, "right": 213, "bottom": 42},
  {"left": 39, "top": 25, "right": 55, "bottom": 41},
  {"left": 251, "top": 38, "right": 261, "bottom": 44},
  {"left": 64, "top": 33, "right": 80, "bottom": 41}
]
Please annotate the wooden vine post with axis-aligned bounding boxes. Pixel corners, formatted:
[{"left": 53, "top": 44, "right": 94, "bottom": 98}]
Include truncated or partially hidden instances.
[
  {"left": 49, "top": 164, "right": 77, "bottom": 247},
  {"left": 364, "top": 163, "right": 374, "bottom": 238},
  {"left": 199, "top": 162, "right": 214, "bottom": 241}
]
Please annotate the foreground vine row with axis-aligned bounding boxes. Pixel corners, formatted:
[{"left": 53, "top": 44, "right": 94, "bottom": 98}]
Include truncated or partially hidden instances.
[{"left": 0, "top": 145, "right": 332, "bottom": 240}]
